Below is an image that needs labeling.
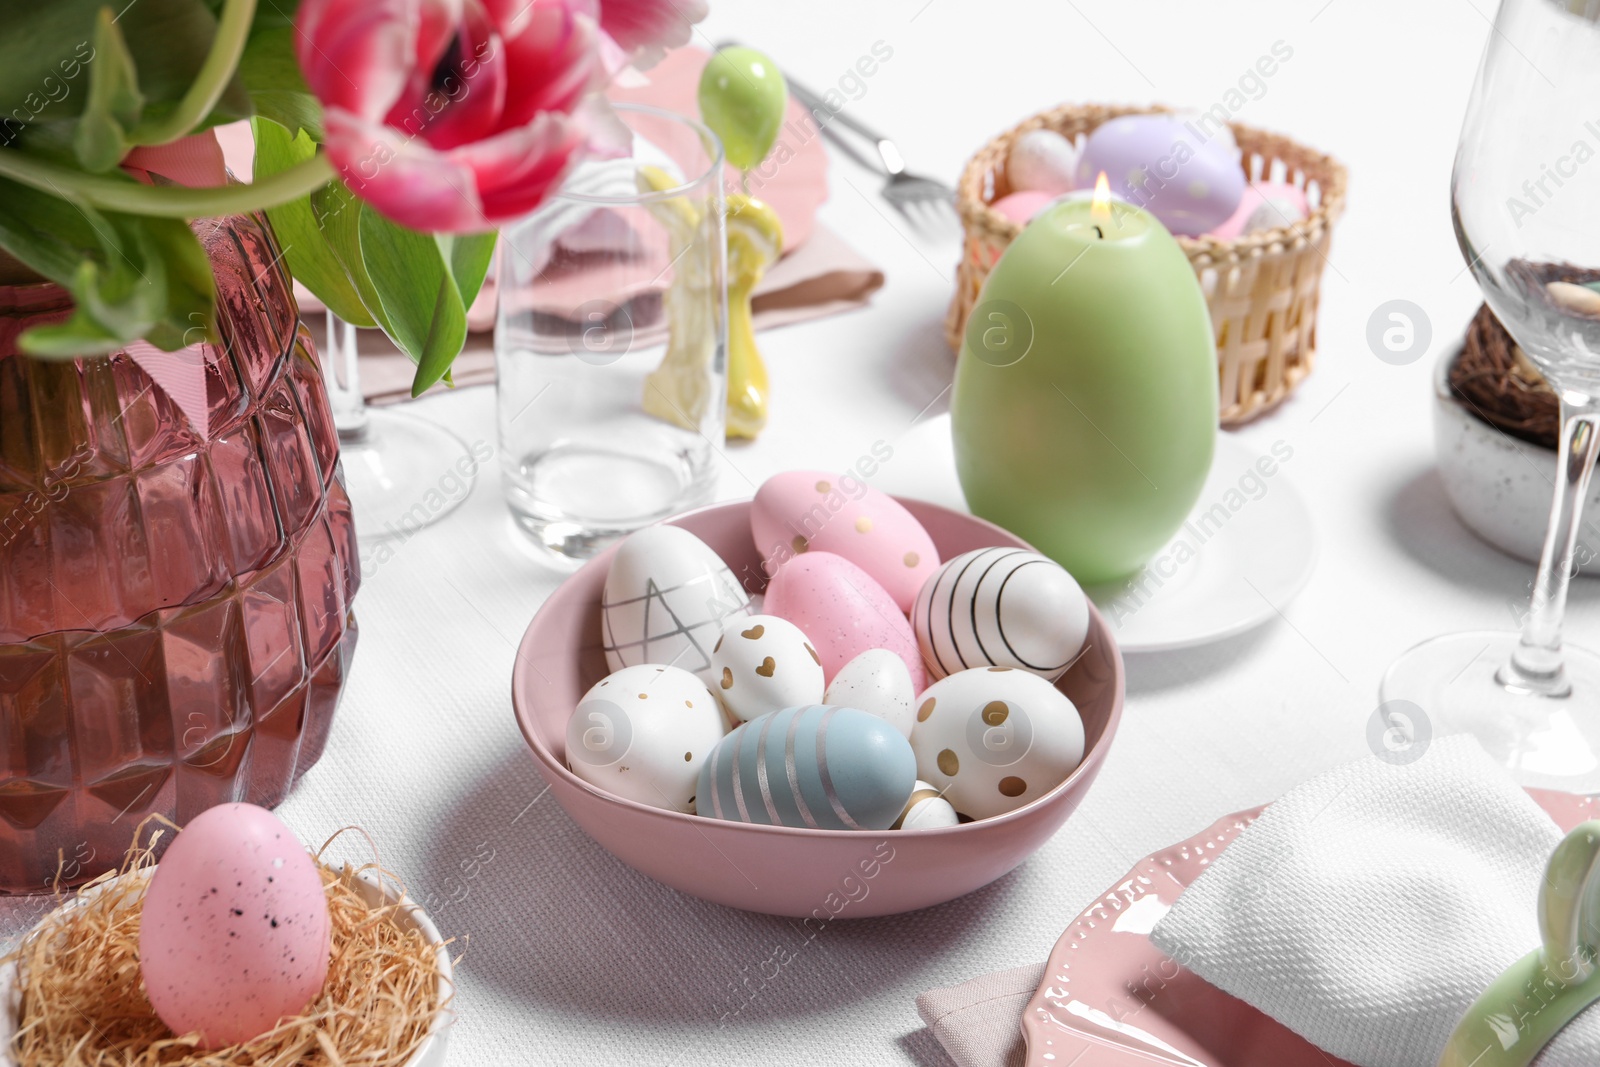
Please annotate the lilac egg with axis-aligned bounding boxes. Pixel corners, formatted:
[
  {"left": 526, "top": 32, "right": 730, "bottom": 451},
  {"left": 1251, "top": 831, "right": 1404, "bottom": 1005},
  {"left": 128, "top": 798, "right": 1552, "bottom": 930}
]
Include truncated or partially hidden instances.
[{"left": 1074, "top": 115, "right": 1244, "bottom": 237}]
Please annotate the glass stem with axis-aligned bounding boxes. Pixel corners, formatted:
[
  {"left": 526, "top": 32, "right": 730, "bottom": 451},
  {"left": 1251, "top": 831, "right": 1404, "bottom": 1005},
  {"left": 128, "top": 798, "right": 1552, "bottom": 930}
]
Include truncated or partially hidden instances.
[
  {"left": 322, "top": 309, "right": 370, "bottom": 442},
  {"left": 1501, "top": 392, "right": 1600, "bottom": 696}
]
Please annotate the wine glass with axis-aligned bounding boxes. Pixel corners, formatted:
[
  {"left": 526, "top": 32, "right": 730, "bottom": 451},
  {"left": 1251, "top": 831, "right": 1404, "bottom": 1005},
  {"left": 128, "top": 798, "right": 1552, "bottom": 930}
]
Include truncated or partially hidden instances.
[
  {"left": 1381, "top": 0, "right": 1600, "bottom": 787},
  {"left": 319, "top": 310, "right": 479, "bottom": 542}
]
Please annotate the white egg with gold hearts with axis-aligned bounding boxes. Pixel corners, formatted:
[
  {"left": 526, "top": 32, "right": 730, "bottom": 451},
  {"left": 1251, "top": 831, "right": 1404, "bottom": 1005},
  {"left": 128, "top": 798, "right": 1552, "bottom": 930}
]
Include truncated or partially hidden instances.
[
  {"left": 709, "top": 614, "right": 824, "bottom": 723},
  {"left": 911, "top": 667, "right": 1085, "bottom": 820},
  {"left": 566, "top": 664, "right": 728, "bottom": 813},
  {"left": 914, "top": 547, "right": 1089, "bottom": 682}
]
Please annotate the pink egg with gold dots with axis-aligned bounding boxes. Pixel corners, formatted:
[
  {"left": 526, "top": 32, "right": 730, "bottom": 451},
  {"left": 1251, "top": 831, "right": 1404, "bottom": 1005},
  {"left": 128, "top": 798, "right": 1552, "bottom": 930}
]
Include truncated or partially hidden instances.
[
  {"left": 139, "top": 803, "right": 331, "bottom": 1049},
  {"left": 764, "top": 552, "right": 927, "bottom": 691},
  {"left": 751, "top": 470, "right": 939, "bottom": 613}
]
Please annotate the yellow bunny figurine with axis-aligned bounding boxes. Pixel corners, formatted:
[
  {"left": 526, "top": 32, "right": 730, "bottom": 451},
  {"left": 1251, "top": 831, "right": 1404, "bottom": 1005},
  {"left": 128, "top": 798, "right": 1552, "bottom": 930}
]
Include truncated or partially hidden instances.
[{"left": 723, "top": 194, "right": 784, "bottom": 439}]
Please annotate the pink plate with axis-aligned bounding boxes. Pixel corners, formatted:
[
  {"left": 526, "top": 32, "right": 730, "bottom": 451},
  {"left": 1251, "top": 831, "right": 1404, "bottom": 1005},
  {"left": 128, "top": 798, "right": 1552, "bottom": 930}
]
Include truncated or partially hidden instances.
[
  {"left": 1023, "top": 787, "right": 1600, "bottom": 1065},
  {"left": 609, "top": 46, "right": 829, "bottom": 250},
  {"left": 511, "top": 499, "right": 1125, "bottom": 917}
]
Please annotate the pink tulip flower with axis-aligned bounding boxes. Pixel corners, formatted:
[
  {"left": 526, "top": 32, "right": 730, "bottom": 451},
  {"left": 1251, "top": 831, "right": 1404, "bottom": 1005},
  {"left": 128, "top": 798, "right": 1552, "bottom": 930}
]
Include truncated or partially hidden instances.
[{"left": 296, "top": 0, "right": 704, "bottom": 233}]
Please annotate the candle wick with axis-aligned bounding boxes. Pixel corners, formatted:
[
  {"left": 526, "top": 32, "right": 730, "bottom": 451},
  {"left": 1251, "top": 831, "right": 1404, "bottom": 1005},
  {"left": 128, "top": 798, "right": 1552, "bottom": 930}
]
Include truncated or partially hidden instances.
[{"left": 1093, "top": 226, "right": 1104, "bottom": 239}]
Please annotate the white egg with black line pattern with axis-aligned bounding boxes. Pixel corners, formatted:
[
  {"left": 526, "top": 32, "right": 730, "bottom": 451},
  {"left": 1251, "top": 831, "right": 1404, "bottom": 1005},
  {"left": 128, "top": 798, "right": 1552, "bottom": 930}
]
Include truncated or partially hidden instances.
[{"left": 912, "top": 547, "right": 1089, "bottom": 682}]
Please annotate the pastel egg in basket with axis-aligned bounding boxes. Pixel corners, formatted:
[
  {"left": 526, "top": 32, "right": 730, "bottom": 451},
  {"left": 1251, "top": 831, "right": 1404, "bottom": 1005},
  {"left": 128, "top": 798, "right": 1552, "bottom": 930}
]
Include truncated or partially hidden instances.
[{"left": 512, "top": 498, "right": 1125, "bottom": 917}]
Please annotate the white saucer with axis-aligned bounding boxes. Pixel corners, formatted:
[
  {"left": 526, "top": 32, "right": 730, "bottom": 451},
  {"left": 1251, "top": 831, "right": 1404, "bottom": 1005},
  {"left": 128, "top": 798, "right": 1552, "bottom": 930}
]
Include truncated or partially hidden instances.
[{"left": 880, "top": 415, "right": 1317, "bottom": 653}]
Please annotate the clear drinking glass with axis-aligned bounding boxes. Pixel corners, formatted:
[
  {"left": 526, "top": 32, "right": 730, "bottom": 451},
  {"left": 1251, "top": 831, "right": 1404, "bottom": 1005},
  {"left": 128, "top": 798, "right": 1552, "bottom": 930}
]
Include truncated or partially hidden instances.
[
  {"left": 1381, "top": 0, "right": 1600, "bottom": 787},
  {"left": 495, "top": 104, "right": 727, "bottom": 563}
]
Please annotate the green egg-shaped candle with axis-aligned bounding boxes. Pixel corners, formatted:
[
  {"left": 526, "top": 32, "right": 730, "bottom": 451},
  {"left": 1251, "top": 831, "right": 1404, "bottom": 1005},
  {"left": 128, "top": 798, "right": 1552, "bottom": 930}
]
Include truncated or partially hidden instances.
[{"left": 950, "top": 193, "right": 1217, "bottom": 584}]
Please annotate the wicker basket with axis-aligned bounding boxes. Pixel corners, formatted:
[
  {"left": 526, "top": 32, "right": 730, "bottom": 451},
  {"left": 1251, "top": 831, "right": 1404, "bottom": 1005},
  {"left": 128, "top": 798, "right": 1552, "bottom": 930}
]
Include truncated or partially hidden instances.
[{"left": 948, "top": 104, "right": 1348, "bottom": 426}]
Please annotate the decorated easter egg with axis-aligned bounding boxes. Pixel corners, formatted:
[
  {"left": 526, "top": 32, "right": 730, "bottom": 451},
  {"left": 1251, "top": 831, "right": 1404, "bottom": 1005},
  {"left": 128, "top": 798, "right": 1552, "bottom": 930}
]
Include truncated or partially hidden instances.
[
  {"left": 913, "top": 547, "right": 1089, "bottom": 682},
  {"left": 911, "top": 668, "right": 1085, "bottom": 820},
  {"left": 699, "top": 46, "right": 787, "bottom": 171},
  {"left": 139, "top": 804, "right": 330, "bottom": 1049},
  {"left": 990, "top": 190, "right": 1052, "bottom": 226},
  {"left": 751, "top": 470, "right": 939, "bottom": 613},
  {"left": 709, "top": 614, "right": 825, "bottom": 723},
  {"left": 1207, "top": 180, "right": 1308, "bottom": 241},
  {"left": 1007, "top": 128, "right": 1078, "bottom": 195},
  {"left": 824, "top": 648, "right": 915, "bottom": 738},
  {"left": 1075, "top": 114, "right": 1244, "bottom": 237},
  {"left": 764, "top": 552, "right": 926, "bottom": 690},
  {"left": 603, "top": 524, "right": 753, "bottom": 684},
  {"left": 697, "top": 705, "right": 916, "bottom": 830},
  {"left": 894, "top": 780, "right": 960, "bottom": 829},
  {"left": 567, "top": 664, "right": 727, "bottom": 812}
]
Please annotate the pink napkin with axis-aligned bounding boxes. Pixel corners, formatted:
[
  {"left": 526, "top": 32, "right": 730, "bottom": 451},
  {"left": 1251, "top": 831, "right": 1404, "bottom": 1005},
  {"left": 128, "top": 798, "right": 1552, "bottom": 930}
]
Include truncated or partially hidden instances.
[
  {"left": 344, "top": 222, "right": 884, "bottom": 405},
  {"left": 117, "top": 133, "right": 231, "bottom": 440}
]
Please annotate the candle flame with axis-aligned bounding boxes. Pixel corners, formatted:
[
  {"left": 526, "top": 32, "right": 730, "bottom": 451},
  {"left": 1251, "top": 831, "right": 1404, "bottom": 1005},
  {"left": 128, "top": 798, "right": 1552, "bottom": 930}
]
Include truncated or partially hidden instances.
[{"left": 1091, "top": 172, "right": 1112, "bottom": 223}]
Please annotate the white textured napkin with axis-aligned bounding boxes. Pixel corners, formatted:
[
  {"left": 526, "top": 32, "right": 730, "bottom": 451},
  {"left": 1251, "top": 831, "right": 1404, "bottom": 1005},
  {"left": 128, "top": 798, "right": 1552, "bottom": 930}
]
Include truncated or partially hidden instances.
[{"left": 1150, "top": 736, "right": 1600, "bottom": 1067}]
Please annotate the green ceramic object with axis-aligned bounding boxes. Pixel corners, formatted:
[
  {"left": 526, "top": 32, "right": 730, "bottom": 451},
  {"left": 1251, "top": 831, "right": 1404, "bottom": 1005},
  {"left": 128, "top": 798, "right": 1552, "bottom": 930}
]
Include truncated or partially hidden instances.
[
  {"left": 697, "top": 46, "right": 787, "bottom": 171},
  {"left": 1437, "top": 820, "right": 1600, "bottom": 1067},
  {"left": 950, "top": 196, "right": 1218, "bottom": 584}
]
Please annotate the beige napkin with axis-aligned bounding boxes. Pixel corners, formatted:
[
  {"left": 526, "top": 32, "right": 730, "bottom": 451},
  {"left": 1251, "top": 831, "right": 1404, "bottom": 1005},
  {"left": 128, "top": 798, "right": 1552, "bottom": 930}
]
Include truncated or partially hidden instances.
[
  {"left": 301, "top": 224, "right": 883, "bottom": 406},
  {"left": 915, "top": 964, "right": 1044, "bottom": 1067}
]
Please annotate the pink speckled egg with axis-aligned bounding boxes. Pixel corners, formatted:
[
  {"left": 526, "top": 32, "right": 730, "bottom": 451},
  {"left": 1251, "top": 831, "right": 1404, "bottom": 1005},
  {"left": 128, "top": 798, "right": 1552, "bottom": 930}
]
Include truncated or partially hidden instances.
[
  {"left": 139, "top": 804, "right": 331, "bottom": 1049},
  {"left": 763, "top": 552, "right": 926, "bottom": 691},
  {"left": 990, "top": 190, "right": 1053, "bottom": 226},
  {"left": 751, "top": 470, "right": 939, "bottom": 613}
]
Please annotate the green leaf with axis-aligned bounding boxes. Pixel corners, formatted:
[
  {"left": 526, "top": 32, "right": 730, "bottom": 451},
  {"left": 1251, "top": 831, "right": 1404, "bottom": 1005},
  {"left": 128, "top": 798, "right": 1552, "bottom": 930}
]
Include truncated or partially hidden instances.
[
  {"left": 442, "top": 231, "right": 496, "bottom": 310},
  {"left": 239, "top": 25, "right": 322, "bottom": 140},
  {"left": 74, "top": 7, "right": 144, "bottom": 172},
  {"left": 0, "top": 0, "right": 249, "bottom": 161},
  {"left": 252, "top": 117, "right": 371, "bottom": 326},
  {"left": 357, "top": 204, "right": 468, "bottom": 396},
  {"left": 312, "top": 179, "right": 390, "bottom": 333},
  {"left": 0, "top": 176, "right": 216, "bottom": 358}
]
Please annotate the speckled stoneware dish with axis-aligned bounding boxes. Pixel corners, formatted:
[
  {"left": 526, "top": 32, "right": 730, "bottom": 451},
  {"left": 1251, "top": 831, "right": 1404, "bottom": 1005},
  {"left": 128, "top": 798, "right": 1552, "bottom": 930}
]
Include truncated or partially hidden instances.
[
  {"left": 513, "top": 498, "right": 1126, "bottom": 918},
  {"left": 0, "top": 868, "right": 454, "bottom": 1067},
  {"left": 1021, "top": 787, "right": 1598, "bottom": 1066},
  {"left": 1434, "top": 351, "right": 1600, "bottom": 573}
]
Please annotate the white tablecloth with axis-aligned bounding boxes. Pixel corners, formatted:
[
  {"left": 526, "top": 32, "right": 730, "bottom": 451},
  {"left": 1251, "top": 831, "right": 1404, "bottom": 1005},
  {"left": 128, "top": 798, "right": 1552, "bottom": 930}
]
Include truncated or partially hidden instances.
[{"left": 10, "top": 1, "right": 1600, "bottom": 1064}]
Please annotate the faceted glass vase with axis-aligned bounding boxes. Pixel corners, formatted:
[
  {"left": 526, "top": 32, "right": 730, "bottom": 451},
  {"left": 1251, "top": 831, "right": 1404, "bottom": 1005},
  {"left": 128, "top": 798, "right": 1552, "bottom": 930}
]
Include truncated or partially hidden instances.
[{"left": 0, "top": 212, "right": 360, "bottom": 893}]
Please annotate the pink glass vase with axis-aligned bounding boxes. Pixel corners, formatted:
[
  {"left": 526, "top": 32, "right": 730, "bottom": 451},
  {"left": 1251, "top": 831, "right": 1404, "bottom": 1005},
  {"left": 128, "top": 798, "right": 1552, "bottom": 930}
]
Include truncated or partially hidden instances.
[{"left": 0, "top": 212, "right": 359, "bottom": 893}]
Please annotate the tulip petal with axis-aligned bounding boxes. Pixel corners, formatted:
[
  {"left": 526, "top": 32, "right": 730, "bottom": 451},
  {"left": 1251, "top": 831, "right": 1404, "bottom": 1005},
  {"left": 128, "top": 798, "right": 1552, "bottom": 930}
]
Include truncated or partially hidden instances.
[
  {"left": 455, "top": 111, "right": 585, "bottom": 223},
  {"left": 599, "top": 0, "right": 706, "bottom": 57},
  {"left": 498, "top": 4, "right": 602, "bottom": 126},
  {"left": 297, "top": 0, "right": 418, "bottom": 121},
  {"left": 322, "top": 108, "right": 488, "bottom": 232}
]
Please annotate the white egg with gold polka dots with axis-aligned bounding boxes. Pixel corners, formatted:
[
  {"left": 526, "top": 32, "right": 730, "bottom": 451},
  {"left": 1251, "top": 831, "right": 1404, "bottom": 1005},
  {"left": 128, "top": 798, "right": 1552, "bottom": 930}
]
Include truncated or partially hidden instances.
[
  {"left": 709, "top": 614, "right": 825, "bottom": 723},
  {"left": 750, "top": 470, "right": 939, "bottom": 613},
  {"left": 566, "top": 664, "right": 728, "bottom": 813},
  {"left": 910, "top": 667, "right": 1085, "bottom": 821}
]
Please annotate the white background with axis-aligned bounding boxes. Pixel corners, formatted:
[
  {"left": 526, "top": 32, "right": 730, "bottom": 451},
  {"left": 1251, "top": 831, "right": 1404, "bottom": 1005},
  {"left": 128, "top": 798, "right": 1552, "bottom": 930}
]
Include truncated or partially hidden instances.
[{"left": 13, "top": 1, "right": 1600, "bottom": 1064}]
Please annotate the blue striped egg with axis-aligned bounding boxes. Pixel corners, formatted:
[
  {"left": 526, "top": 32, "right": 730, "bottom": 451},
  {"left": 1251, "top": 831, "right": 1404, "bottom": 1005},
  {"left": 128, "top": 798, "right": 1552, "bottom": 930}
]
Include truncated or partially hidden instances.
[{"left": 696, "top": 705, "right": 916, "bottom": 830}]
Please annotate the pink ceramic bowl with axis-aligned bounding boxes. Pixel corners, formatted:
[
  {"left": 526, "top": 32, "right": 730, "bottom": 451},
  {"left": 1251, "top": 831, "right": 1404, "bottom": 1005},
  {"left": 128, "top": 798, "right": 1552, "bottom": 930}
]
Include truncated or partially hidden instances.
[{"left": 511, "top": 499, "right": 1125, "bottom": 917}]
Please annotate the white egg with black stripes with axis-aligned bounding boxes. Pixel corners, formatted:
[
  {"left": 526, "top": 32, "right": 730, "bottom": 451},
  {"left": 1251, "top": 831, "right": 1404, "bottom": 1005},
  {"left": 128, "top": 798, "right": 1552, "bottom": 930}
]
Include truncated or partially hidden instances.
[{"left": 912, "top": 547, "right": 1089, "bottom": 682}]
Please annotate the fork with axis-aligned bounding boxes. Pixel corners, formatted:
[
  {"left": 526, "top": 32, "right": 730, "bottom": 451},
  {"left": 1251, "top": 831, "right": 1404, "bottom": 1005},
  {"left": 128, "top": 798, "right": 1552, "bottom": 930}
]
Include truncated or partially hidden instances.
[{"left": 713, "top": 43, "right": 957, "bottom": 230}]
